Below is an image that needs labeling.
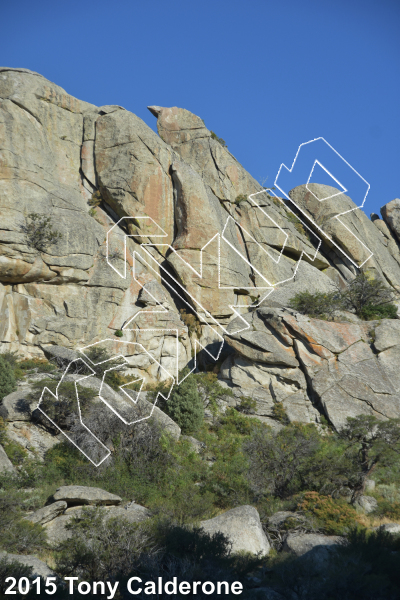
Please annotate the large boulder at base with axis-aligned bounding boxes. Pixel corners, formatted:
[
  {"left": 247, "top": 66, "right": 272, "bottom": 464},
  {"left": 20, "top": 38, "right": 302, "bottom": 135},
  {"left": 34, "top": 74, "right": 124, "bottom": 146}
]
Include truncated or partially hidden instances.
[
  {"left": 200, "top": 505, "right": 270, "bottom": 556},
  {"left": 51, "top": 485, "right": 122, "bottom": 506},
  {"left": 0, "top": 443, "right": 15, "bottom": 473},
  {"left": 354, "top": 495, "right": 378, "bottom": 514},
  {"left": 0, "top": 553, "right": 55, "bottom": 579},
  {"left": 283, "top": 533, "right": 342, "bottom": 557},
  {"left": 41, "top": 345, "right": 79, "bottom": 367},
  {"left": 0, "top": 387, "right": 37, "bottom": 421},
  {"left": 25, "top": 501, "right": 67, "bottom": 525}
]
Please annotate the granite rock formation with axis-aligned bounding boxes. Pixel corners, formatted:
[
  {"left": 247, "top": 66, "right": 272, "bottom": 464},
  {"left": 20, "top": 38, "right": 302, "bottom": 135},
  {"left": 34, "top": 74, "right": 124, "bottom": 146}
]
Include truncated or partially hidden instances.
[{"left": 1, "top": 67, "right": 400, "bottom": 430}]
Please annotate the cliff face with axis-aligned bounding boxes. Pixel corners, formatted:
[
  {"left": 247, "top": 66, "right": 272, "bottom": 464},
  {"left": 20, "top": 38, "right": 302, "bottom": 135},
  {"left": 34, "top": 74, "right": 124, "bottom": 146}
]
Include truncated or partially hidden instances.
[{"left": 1, "top": 67, "right": 400, "bottom": 426}]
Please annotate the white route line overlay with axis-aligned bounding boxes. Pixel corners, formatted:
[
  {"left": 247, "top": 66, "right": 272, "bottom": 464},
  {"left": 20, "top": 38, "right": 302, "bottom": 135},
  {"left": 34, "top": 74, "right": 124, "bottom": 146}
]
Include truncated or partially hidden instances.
[
  {"left": 37, "top": 137, "right": 373, "bottom": 465},
  {"left": 274, "top": 137, "right": 373, "bottom": 268}
]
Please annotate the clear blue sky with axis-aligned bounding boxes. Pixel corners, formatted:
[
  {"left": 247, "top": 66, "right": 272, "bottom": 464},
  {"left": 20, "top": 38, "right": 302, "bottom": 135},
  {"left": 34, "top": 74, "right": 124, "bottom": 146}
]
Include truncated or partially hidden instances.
[{"left": 1, "top": 0, "right": 399, "bottom": 217}]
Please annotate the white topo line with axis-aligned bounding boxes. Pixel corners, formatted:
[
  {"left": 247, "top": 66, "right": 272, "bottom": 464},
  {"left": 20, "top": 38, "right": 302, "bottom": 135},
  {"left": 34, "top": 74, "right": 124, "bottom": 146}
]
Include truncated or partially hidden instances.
[{"left": 38, "top": 138, "right": 373, "bottom": 463}]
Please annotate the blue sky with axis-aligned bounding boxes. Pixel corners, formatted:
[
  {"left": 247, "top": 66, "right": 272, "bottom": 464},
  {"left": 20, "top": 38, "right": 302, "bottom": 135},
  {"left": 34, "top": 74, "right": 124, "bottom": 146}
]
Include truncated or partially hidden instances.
[{"left": 1, "top": 0, "right": 399, "bottom": 217}]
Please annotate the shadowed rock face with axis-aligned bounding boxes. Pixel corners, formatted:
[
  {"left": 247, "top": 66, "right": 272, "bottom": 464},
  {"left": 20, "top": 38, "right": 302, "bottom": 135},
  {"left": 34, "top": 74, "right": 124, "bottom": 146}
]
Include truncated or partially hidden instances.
[{"left": 0, "top": 67, "right": 399, "bottom": 429}]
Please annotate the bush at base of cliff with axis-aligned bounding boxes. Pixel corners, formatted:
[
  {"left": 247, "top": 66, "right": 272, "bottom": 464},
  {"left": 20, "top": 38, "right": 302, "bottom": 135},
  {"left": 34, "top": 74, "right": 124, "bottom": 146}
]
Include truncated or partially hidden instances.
[
  {"left": 297, "top": 491, "right": 362, "bottom": 535},
  {"left": 0, "top": 355, "right": 16, "bottom": 400},
  {"left": 166, "top": 370, "right": 204, "bottom": 435}
]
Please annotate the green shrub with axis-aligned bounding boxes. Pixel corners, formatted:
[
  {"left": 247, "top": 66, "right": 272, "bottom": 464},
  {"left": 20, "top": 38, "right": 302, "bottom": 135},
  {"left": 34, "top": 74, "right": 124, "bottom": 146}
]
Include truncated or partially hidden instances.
[
  {"left": 270, "top": 527, "right": 400, "bottom": 599},
  {"left": 0, "top": 355, "right": 16, "bottom": 400},
  {"left": 114, "top": 329, "right": 123, "bottom": 337},
  {"left": 360, "top": 302, "right": 398, "bottom": 320},
  {"left": 341, "top": 271, "right": 396, "bottom": 317},
  {"left": 3, "top": 439, "right": 28, "bottom": 465},
  {"left": 163, "top": 524, "right": 231, "bottom": 561},
  {"left": 89, "top": 190, "right": 102, "bottom": 207},
  {"left": 244, "top": 423, "right": 353, "bottom": 500},
  {"left": 235, "top": 194, "right": 248, "bottom": 205},
  {"left": 297, "top": 491, "right": 361, "bottom": 535},
  {"left": 289, "top": 272, "right": 398, "bottom": 321},
  {"left": 210, "top": 131, "right": 227, "bottom": 148},
  {"left": 0, "top": 557, "right": 33, "bottom": 596},
  {"left": 20, "top": 212, "right": 62, "bottom": 252},
  {"left": 1, "top": 519, "right": 47, "bottom": 554},
  {"left": 83, "top": 345, "right": 127, "bottom": 386},
  {"left": 372, "top": 498, "right": 400, "bottom": 520},
  {"left": 32, "top": 380, "right": 97, "bottom": 430},
  {"left": 166, "top": 371, "right": 204, "bottom": 434},
  {"left": 0, "top": 417, "right": 6, "bottom": 445},
  {"left": 0, "top": 489, "right": 47, "bottom": 554},
  {"left": 192, "top": 371, "right": 233, "bottom": 419},
  {"left": 0, "top": 350, "right": 19, "bottom": 370},
  {"left": 55, "top": 507, "right": 154, "bottom": 581},
  {"left": 179, "top": 309, "right": 202, "bottom": 337},
  {"left": 272, "top": 401, "right": 290, "bottom": 424},
  {"left": 236, "top": 396, "right": 257, "bottom": 414},
  {"left": 15, "top": 358, "right": 55, "bottom": 378},
  {"left": 288, "top": 290, "right": 342, "bottom": 319}
]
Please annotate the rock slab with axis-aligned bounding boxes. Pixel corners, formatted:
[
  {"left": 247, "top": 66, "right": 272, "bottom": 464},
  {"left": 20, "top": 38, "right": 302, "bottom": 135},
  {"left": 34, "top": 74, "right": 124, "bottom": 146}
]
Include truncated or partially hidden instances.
[
  {"left": 25, "top": 501, "right": 67, "bottom": 525},
  {"left": 51, "top": 485, "right": 122, "bottom": 506}
]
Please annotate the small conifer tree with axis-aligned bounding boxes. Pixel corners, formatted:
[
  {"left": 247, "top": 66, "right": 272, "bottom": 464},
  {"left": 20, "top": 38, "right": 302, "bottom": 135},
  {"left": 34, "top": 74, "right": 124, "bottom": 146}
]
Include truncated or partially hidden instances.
[{"left": 167, "top": 371, "right": 204, "bottom": 434}]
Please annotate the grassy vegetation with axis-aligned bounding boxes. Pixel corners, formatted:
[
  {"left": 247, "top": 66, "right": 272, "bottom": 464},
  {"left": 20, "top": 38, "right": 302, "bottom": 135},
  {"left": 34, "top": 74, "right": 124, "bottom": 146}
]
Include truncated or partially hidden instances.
[{"left": 1, "top": 358, "right": 400, "bottom": 597}]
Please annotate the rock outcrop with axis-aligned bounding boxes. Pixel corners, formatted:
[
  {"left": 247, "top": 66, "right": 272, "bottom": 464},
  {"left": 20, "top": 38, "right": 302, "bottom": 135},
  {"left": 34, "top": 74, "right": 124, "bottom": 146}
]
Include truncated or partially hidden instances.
[
  {"left": 200, "top": 505, "right": 270, "bottom": 556},
  {"left": 20, "top": 484, "right": 152, "bottom": 547},
  {"left": 1, "top": 67, "right": 400, "bottom": 436},
  {"left": 50, "top": 485, "right": 122, "bottom": 506},
  {"left": 219, "top": 307, "right": 400, "bottom": 429}
]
